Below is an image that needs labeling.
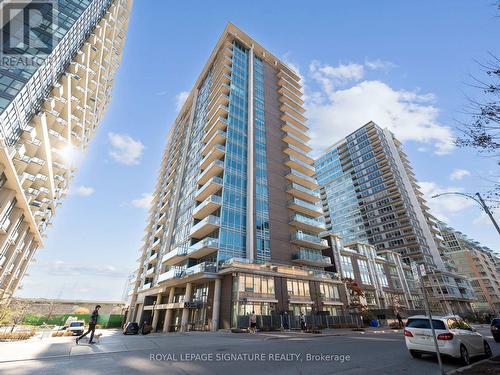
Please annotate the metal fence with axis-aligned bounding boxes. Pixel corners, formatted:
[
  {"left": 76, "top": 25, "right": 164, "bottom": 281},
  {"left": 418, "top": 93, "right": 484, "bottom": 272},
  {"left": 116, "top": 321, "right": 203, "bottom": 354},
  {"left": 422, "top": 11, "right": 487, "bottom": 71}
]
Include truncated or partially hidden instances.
[{"left": 237, "top": 313, "right": 362, "bottom": 331}]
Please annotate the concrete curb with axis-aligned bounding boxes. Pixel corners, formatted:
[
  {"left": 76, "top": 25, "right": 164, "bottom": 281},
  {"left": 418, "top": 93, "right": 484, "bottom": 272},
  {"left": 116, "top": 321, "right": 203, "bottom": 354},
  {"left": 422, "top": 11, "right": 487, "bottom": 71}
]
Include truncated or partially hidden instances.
[{"left": 445, "top": 357, "right": 492, "bottom": 374}]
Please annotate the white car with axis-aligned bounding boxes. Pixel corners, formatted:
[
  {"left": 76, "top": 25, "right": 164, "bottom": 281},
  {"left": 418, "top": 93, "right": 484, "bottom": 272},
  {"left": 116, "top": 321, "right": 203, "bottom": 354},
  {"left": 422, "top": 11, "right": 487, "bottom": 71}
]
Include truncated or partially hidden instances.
[
  {"left": 66, "top": 321, "right": 85, "bottom": 336},
  {"left": 404, "top": 315, "right": 492, "bottom": 365}
]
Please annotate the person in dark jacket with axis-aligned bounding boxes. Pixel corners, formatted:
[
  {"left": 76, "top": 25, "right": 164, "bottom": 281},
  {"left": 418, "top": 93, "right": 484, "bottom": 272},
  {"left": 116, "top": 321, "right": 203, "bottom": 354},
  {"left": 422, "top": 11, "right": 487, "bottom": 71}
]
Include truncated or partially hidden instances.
[{"left": 76, "top": 305, "right": 101, "bottom": 344}]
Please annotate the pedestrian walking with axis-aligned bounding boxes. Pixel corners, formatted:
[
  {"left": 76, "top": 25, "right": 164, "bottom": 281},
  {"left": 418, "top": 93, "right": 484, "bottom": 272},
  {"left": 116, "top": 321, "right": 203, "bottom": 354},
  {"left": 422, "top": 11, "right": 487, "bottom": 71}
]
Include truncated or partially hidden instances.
[
  {"left": 299, "top": 312, "right": 306, "bottom": 331},
  {"left": 76, "top": 305, "right": 101, "bottom": 344},
  {"left": 396, "top": 312, "right": 404, "bottom": 328},
  {"left": 282, "top": 311, "right": 289, "bottom": 331},
  {"left": 249, "top": 311, "right": 257, "bottom": 333}
]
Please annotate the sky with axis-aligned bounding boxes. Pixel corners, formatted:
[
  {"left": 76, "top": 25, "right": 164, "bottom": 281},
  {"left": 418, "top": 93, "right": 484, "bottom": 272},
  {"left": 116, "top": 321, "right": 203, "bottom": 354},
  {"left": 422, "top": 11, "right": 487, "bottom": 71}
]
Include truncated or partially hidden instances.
[{"left": 17, "top": 0, "right": 500, "bottom": 301}]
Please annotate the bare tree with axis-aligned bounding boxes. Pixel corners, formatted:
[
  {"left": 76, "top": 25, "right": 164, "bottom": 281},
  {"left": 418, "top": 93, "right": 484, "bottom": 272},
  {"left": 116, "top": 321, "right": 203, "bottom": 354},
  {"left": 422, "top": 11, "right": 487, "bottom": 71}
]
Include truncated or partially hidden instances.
[{"left": 455, "top": 3, "right": 500, "bottom": 200}]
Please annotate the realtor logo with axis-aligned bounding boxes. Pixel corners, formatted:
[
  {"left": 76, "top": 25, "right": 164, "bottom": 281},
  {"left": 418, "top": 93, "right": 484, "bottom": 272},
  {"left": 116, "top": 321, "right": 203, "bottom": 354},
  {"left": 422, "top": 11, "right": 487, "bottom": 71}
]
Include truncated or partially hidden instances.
[{"left": 0, "top": 0, "right": 57, "bottom": 67}]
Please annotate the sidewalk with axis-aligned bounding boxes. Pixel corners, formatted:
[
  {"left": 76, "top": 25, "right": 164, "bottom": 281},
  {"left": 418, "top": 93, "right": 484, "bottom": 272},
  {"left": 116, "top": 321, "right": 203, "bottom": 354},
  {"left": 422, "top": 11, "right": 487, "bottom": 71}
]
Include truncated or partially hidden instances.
[
  {"left": 447, "top": 354, "right": 500, "bottom": 374},
  {"left": 0, "top": 327, "right": 401, "bottom": 363}
]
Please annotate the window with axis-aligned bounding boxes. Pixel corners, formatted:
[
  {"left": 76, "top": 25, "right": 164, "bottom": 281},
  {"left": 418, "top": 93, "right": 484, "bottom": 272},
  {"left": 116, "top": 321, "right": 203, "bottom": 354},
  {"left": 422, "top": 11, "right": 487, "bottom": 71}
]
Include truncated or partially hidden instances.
[
  {"left": 375, "top": 263, "right": 388, "bottom": 287},
  {"left": 238, "top": 274, "right": 274, "bottom": 294},
  {"left": 340, "top": 256, "right": 354, "bottom": 279},
  {"left": 320, "top": 283, "right": 340, "bottom": 300},
  {"left": 406, "top": 319, "right": 446, "bottom": 330},
  {"left": 287, "top": 279, "right": 310, "bottom": 297},
  {"left": 357, "top": 259, "right": 371, "bottom": 284}
]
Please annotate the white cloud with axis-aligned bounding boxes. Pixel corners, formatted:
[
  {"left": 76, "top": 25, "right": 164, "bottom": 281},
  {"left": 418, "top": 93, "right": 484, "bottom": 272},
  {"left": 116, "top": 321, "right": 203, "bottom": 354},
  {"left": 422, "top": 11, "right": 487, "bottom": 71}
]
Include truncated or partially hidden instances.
[
  {"left": 70, "top": 185, "right": 95, "bottom": 197},
  {"left": 310, "top": 61, "right": 365, "bottom": 92},
  {"left": 108, "top": 132, "right": 145, "bottom": 166},
  {"left": 450, "top": 169, "right": 471, "bottom": 181},
  {"left": 42, "top": 260, "right": 127, "bottom": 278},
  {"left": 307, "top": 61, "right": 454, "bottom": 155},
  {"left": 419, "top": 181, "right": 474, "bottom": 222},
  {"left": 131, "top": 193, "right": 153, "bottom": 209},
  {"left": 175, "top": 91, "right": 189, "bottom": 111},
  {"left": 365, "top": 59, "right": 397, "bottom": 71}
]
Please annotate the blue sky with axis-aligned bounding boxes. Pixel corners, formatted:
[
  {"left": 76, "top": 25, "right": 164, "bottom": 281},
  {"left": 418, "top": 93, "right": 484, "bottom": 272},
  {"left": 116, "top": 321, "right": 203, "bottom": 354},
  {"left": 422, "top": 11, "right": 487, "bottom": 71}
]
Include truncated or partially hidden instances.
[{"left": 18, "top": 0, "right": 500, "bottom": 301}]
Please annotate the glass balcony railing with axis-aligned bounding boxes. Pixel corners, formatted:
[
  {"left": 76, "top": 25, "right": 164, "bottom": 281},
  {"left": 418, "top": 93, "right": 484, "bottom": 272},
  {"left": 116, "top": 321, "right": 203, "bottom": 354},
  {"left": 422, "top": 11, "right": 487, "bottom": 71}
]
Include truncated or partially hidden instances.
[
  {"left": 183, "top": 261, "right": 217, "bottom": 277},
  {"left": 162, "top": 247, "right": 188, "bottom": 263},
  {"left": 158, "top": 268, "right": 183, "bottom": 283},
  {"left": 293, "top": 248, "right": 331, "bottom": 265},
  {"left": 288, "top": 183, "right": 320, "bottom": 199},
  {"left": 293, "top": 231, "right": 328, "bottom": 247},
  {"left": 289, "top": 197, "right": 322, "bottom": 213},
  {"left": 291, "top": 213, "right": 325, "bottom": 229},
  {"left": 287, "top": 155, "right": 315, "bottom": 172},
  {"left": 288, "top": 168, "right": 317, "bottom": 184},
  {"left": 188, "top": 237, "right": 219, "bottom": 255}
]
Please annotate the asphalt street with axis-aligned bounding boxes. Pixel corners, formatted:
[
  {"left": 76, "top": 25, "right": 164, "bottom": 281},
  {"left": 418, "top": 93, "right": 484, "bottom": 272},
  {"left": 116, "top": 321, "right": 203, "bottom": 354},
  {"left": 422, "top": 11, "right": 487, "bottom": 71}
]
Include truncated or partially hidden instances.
[{"left": 0, "top": 326, "right": 497, "bottom": 375}]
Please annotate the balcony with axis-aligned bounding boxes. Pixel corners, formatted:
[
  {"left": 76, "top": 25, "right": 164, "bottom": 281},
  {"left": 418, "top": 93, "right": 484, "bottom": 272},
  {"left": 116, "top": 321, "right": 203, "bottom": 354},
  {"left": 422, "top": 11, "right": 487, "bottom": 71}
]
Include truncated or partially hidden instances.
[
  {"left": 198, "top": 159, "right": 224, "bottom": 185},
  {"left": 282, "top": 131, "right": 312, "bottom": 153},
  {"left": 139, "top": 282, "right": 151, "bottom": 291},
  {"left": 206, "top": 104, "right": 229, "bottom": 126},
  {"left": 158, "top": 212, "right": 167, "bottom": 224},
  {"left": 151, "top": 237, "right": 161, "bottom": 250},
  {"left": 190, "top": 215, "right": 220, "bottom": 239},
  {"left": 200, "top": 144, "right": 226, "bottom": 170},
  {"left": 204, "top": 116, "right": 228, "bottom": 141},
  {"left": 187, "top": 238, "right": 219, "bottom": 259},
  {"left": 148, "top": 252, "right": 158, "bottom": 263},
  {"left": 284, "top": 156, "right": 315, "bottom": 177},
  {"left": 157, "top": 268, "right": 182, "bottom": 283},
  {"left": 154, "top": 225, "right": 164, "bottom": 237},
  {"left": 283, "top": 143, "right": 314, "bottom": 165},
  {"left": 195, "top": 176, "right": 223, "bottom": 202},
  {"left": 207, "top": 93, "right": 230, "bottom": 115},
  {"left": 292, "top": 248, "right": 331, "bottom": 267},
  {"left": 145, "top": 267, "right": 155, "bottom": 276},
  {"left": 289, "top": 213, "right": 325, "bottom": 233},
  {"left": 285, "top": 169, "right": 318, "bottom": 190},
  {"left": 278, "top": 85, "right": 305, "bottom": 107},
  {"left": 286, "top": 183, "right": 320, "bottom": 203},
  {"left": 192, "top": 195, "right": 222, "bottom": 220},
  {"left": 183, "top": 261, "right": 217, "bottom": 277},
  {"left": 202, "top": 130, "right": 226, "bottom": 155},
  {"left": 162, "top": 247, "right": 188, "bottom": 266},
  {"left": 291, "top": 231, "right": 329, "bottom": 250}
]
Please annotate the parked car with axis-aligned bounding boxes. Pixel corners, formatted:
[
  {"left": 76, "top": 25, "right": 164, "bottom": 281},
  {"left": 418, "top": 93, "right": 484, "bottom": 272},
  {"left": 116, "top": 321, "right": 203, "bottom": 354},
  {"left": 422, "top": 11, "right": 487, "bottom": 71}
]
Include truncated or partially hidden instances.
[
  {"left": 66, "top": 321, "right": 85, "bottom": 336},
  {"left": 123, "top": 322, "right": 139, "bottom": 335},
  {"left": 404, "top": 315, "right": 492, "bottom": 365},
  {"left": 491, "top": 318, "right": 500, "bottom": 342}
]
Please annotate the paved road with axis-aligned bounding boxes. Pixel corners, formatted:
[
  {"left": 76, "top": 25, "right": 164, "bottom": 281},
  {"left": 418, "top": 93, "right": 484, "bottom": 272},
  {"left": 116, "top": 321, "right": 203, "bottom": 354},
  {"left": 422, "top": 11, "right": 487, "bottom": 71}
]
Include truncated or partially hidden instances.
[{"left": 0, "top": 326, "right": 498, "bottom": 375}]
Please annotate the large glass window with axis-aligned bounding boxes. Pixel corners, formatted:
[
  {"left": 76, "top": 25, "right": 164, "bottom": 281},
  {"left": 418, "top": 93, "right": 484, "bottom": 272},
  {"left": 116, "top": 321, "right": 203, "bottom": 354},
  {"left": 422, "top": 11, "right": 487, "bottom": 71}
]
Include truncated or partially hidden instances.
[
  {"left": 340, "top": 256, "right": 354, "bottom": 279},
  {"left": 238, "top": 273, "right": 274, "bottom": 294},
  {"left": 375, "top": 263, "right": 389, "bottom": 287},
  {"left": 319, "top": 283, "right": 340, "bottom": 300},
  {"left": 287, "top": 279, "right": 310, "bottom": 297},
  {"left": 357, "top": 259, "right": 371, "bottom": 285}
]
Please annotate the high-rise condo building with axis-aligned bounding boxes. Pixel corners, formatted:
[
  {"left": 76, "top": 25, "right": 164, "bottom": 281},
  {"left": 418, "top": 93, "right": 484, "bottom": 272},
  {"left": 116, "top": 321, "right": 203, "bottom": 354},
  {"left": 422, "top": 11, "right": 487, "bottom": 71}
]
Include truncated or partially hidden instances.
[
  {"left": 315, "top": 122, "right": 475, "bottom": 315},
  {"left": 0, "top": 0, "right": 132, "bottom": 302},
  {"left": 128, "top": 23, "right": 351, "bottom": 332},
  {"left": 315, "top": 121, "right": 444, "bottom": 269},
  {"left": 438, "top": 221, "right": 500, "bottom": 314}
]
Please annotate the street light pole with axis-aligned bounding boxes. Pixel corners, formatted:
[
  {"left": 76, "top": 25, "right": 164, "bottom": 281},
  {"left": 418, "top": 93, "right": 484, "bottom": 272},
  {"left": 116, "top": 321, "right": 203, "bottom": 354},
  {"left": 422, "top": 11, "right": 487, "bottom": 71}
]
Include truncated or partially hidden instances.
[
  {"left": 431, "top": 192, "right": 500, "bottom": 237},
  {"left": 475, "top": 192, "right": 500, "bottom": 236}
]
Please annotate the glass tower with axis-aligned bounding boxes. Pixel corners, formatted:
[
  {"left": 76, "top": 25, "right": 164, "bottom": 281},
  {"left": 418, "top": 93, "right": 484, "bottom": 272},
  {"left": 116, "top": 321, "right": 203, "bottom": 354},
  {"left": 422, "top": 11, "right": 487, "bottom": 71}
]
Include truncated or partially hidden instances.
[
  {"left": 129, "top": 23, "right": 340, "bottom": 332},
  {"left": 0, "top": 0, "right": 132, "bottom": 303}
]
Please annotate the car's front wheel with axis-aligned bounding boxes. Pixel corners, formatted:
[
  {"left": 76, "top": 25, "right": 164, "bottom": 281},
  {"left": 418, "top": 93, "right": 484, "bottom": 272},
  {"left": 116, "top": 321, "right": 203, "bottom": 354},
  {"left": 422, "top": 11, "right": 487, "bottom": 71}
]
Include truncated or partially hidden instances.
[
  {"left": 484, "top": 341, "right": 492, "bottom": 358},
  {"left": 460, "top": 345, "right": 470, "bottom": 366},
  {"left": 409, "top": 350, "right": 422, "bottom": 359}
]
